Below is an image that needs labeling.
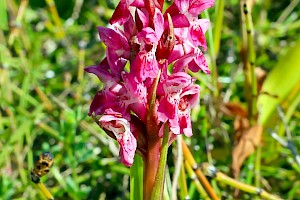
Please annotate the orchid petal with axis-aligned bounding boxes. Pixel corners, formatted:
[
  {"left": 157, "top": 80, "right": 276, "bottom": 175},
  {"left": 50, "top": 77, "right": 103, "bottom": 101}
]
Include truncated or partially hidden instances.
[
  {"left": 110, "top": 0, "right": 131, "bottom": 25},
  {"left": 97, "top": 27, "right": 130, "bottom": 51},
  {"left": 100, "top": 110, "right": 137, "bottom": 166},
  {"left": 189, "top": 0, "right": 215, "bottom": 16},
  {"left": 154, "top": 8, "right": 164, "bottom": 40}
]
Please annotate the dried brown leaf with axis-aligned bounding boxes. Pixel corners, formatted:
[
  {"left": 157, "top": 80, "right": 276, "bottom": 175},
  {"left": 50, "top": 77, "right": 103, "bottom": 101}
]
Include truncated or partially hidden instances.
[
  {"left": 231, "top": 125, "right": 263, "bottom": 179},
  {"left": 233, "top": 116, "right": 250, "bottom": 142},
  {"left": 220, "top": 102, "right": 248, "bottom": 117}
]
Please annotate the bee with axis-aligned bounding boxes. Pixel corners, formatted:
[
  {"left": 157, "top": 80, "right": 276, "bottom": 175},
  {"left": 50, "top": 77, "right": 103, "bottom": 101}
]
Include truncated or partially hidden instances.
[{"left": 31, "top": 152, "right": 54, "bottom": 183}]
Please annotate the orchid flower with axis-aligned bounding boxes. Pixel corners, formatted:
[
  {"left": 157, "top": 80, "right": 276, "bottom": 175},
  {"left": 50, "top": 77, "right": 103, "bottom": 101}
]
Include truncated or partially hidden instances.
[
  {"left": 85, "top": 2, "right": 214, "bottom": 194},
  {"left": 156, "top": 72, "right": 200, "bottom": 137}
]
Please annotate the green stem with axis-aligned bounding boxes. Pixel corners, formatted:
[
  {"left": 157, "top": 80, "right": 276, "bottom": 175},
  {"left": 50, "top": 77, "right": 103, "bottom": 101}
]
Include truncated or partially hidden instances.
[
  {"left": 243, "top": 0, "right": 257, "bottom": 123},
  {"left": 185, "top": 160, "right": 210, "bottom": 200},
  {"left": 182, "top": 141, "right": 219, "bottom": 200},
  {"left": 245, "top": 154, "right": 254, "bottom": 184},
  {"left": 203, "top": 10, "right": 219, "bottom": 98},
  {"left": 243, "top": 1, "right": 260, "bottom": 189},
  {"left": 202, "top": 163, "right": 282, "bottom": 200},
  {"left": 213, "top": 0, "right": 224, "bottom": 57},
  {"left": 171, "top": 135, "right": 183, "bottom": 199},
  {"left": 215, "top": 171, "right": 282, "bottom": 200},
  {"left": 45, "top": 0, "right": 65, "bottom": 39},
  {"left": 151, "top": 124, "right": 170, "bottom": 200},
  {"left": 254, "top": 145, "right": 261, "bottom": 188},
  {"left": 179, "top": 160, "right": 189, "bottom": 199}
]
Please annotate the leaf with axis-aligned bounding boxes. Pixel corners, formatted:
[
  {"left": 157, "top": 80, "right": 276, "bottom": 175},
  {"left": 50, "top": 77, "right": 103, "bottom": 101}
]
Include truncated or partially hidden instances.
[
  {"left": 0, "top": 0, "right": 8, "bottom": 30},
  {"left": 130, "top": 155, "right": 143, "bottom": 200},
  {"left": 213, "top": 0, "right": 224, "bottom": 56},
  {"left": 231, "top": 125, "right": 263, "bottom": 179},
  {"left": 233, "top": 116, "right": 250, "bottom": 141},
  {"left": 258, "top": 40, "right": 300, "bottom": 127},
  {"left": 220, "top": 102, "right": 248, "bottom": 117}
]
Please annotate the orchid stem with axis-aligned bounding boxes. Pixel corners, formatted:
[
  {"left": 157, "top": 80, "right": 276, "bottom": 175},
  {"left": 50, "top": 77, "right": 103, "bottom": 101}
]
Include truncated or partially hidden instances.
[
  {"left": 144, "top": 69, "right": 162, "bottom": 200},
  {"left": 144, "top": 140, "right": 160, "bottom": 200},
  {"left": 151, "top": 124, "right": 170, "bottom": 200}
]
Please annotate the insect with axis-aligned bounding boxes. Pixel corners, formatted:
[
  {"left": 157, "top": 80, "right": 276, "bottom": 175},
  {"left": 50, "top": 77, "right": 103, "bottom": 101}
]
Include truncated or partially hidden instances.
[{"left": 31, "top": 152, "right": 54, "bottom": 183}]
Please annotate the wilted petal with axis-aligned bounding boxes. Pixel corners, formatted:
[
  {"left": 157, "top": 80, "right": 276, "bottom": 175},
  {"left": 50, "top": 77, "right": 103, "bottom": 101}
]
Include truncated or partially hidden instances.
[{"left": 100, "top": 110, "right": 137, "bottom": 166}]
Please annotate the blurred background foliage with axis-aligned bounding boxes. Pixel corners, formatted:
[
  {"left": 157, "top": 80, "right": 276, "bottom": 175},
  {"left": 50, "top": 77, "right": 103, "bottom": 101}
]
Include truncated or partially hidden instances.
[{"left": 0, "top": 0, "right": 299, "bottom": 199}]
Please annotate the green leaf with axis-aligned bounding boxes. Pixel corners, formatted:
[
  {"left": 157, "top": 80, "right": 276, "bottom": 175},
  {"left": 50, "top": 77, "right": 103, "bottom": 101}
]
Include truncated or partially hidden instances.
[
  {"left": 0, "top": 0, "right": 8, "bottom": 30},
  {"left": 213, "top": 0, "right": 224, "bottom": 56},
  {"left": 130, "top": 155, "right": 143, "bottom": 200},
  {"left": 258, "top": 39, "right": 300, "bottom": 127}
]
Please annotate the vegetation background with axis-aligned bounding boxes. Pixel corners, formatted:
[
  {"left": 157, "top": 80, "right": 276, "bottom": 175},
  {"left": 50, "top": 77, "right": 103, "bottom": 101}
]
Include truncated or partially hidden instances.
[{"left": 0, "top": 0, "right": 299, "bottom": 199}]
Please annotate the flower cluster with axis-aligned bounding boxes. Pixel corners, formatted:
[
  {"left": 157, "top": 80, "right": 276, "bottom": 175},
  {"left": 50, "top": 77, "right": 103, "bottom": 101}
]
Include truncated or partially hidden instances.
[{"left": 86, "top": 0, "right": 214, "bottom": 166}]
